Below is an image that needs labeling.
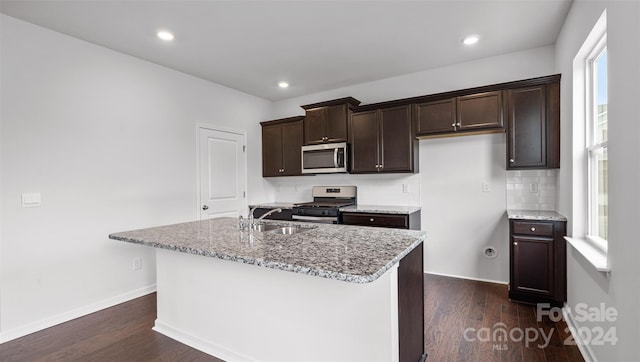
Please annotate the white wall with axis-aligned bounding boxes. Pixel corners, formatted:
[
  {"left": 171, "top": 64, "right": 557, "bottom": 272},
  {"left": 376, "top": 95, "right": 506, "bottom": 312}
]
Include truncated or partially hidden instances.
[
  {"left": 555, "top": 1, "right": 640, "bottom": 360},
  {"left": 0, "top": 15, "right": 272, "bottom": 341},
  {"left": 271, "top": 46, "right": 556, "bottom": 282}
]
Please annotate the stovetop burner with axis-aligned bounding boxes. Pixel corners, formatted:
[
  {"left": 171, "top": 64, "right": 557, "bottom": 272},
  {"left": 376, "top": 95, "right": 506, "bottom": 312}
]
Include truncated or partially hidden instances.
[
  {"left": 294, "top": 200, "right": 355, "bottom": 208},
  {"left": 291, "top": 186, "right": 357, "bottom": 222}
]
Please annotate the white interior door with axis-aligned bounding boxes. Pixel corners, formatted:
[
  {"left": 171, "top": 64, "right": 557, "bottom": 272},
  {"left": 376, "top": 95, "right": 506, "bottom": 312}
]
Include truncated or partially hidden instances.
[{"left": 198, "top": 127, "right": 246, "bottom": 220}]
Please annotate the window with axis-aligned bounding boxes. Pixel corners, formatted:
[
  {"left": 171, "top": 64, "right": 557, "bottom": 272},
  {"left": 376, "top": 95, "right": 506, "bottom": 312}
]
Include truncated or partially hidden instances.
[
  {"left": 586, "top": 40, "right": 608, "bottom": 246},
  {"left": 566, "top": 10, "right": 609, "bottom": 272}
]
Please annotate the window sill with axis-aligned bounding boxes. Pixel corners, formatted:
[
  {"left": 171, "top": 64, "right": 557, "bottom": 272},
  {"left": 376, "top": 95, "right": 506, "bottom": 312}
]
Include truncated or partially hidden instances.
[{"left": 565, "top": 237, "right": 611, "bottom": 273}]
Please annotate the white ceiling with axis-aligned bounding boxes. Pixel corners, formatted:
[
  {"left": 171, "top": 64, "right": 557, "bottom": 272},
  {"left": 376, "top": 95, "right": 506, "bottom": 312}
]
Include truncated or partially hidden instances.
[{"left": 0, "top": 0, "right": 572, "bottom": 101}]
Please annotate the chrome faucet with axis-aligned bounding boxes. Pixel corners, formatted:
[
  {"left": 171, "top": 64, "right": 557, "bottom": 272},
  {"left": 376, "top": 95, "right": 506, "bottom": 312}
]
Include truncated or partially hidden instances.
[
  {"left": 255, "top": 208, "right": 282, "bottom": 225},
  {"left": 245, "top": 207, "right": 283, "bottom": 231}
]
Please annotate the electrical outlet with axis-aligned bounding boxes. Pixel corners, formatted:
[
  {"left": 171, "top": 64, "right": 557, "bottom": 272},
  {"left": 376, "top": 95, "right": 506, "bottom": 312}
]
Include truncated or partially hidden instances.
[
  {"left": 529, "top": 183, "right": 539, "bottom": 193},
  {"left": 482, "top": 181, "right": 491, "bottom": 192},
  {"left": 132, "top": 257, "right": 142, "bottom": 271}
]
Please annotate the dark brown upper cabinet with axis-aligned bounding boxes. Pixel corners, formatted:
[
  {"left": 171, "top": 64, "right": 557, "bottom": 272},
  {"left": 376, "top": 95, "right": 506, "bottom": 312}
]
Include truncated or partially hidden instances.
[
  {"left": 301, "top": 97, "right": 360, "bottom": 145},
  {"left": 457, "top": 91, "right": 504, "bottom": 130},
  {"left": 506, "top": 79, "right": 560, "bottom": 169},
  {"left": 260, "top": 116, "right": 304, "bottom": 177},
  {"left": 415, "top": 91, "right": 503, "bottom": 136},
  {"left": 350, "top": 105, "right": 417, "bottom": 174},
  {"left": 413, "top": 98, "right": 456, "bottom": 134}
]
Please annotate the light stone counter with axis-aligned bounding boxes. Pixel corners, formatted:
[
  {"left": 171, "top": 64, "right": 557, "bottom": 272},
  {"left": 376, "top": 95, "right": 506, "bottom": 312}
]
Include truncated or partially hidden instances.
[
  {"left": 109, "top": 217, "right": 426, "bottom": 283},
  {"left": 507, "top": 209, "right": 567, "bottom": 222},
  {"left": 340, "top": 205, "right": 421, "bottom": 215},
  {"left": 248, "top": 202, "right": 296, "bottom": 209}
]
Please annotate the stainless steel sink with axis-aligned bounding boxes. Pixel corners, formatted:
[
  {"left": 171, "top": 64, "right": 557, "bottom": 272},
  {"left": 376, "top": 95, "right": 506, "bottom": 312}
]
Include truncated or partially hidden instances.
[
  {"left": 252, "top": 223, "right": 316, "bottom": 235},
  {"left": 252, "top": 223, "right": 282, "bottom": 232}
]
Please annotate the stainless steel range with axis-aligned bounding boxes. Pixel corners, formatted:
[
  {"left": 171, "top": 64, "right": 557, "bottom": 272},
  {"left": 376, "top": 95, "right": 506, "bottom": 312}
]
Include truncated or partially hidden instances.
[{"left": 292, "top": 186, "right": 357, "bottom": 224}]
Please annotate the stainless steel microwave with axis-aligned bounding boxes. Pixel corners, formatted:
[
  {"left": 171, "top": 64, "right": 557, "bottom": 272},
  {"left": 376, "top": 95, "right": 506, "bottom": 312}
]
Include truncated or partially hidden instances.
[{"left": 301, "top": 142, "right": 349, "bottom": 174}]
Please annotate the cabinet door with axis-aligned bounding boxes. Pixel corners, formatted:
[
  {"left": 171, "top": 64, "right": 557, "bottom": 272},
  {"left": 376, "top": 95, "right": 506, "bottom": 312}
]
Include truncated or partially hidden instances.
[
  {"left": 457, "top": 91, "right": 503, "bottom": 130},
  {"left": 281, "top": 120, "right": 303, "bottom": 176},
  {"left": 414, "top": 98, "right": 456, "bottom": 135},
  {"left": 304, "top": 107, "right": 327, "bottom": 145},
  {"left": 262, "top": 124, "right": 283, "bottom": 177},
  {"left": 507, "top": 86, "right": 547, "bottom": 168},
  {"left": 380, "top": 105, "right": 414, "bottom": 172},
  {"left": 511, "top": 236, "right": 554, "bottom": 297},
  {"left": 326, "top": 104, "right": 348, "bottom": 143},
  {"left": 350, "top": 110, "right": 379, "bottom": 173}
]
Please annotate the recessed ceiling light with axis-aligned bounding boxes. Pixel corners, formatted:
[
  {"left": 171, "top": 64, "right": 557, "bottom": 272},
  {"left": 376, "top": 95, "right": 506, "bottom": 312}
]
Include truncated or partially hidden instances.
[
  {"left": 278, "top": 81, "right": 289, "bottom": 89},
  {"left": 157, "top": 31, "right": 174, "bottom": 41},
  {"left": 462, "top": 35, "right": 479, "bottom": 45}
]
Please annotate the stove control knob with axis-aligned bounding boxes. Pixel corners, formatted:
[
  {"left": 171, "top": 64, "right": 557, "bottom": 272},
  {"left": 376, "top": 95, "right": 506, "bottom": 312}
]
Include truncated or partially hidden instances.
[{"left": 322, "top": 210, "right": 327, "bottom": 216}]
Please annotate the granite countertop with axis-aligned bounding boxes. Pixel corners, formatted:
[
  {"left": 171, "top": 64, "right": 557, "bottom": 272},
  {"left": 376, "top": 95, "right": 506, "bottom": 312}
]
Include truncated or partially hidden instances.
[
  {"left": 248, "top": 202, "right": 295, "bottom": 210},
  {"left": 507, "top": 209, "right": 567, "bottom": 222},
  {"left": 339, "top": 205, "right": 421, "bottom": 215},
  {"left": 109, "top": 218, "right": 426, "bottom": 284}
]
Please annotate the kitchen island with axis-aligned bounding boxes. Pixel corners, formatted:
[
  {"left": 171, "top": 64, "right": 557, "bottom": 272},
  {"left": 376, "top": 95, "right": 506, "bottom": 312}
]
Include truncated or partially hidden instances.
[{"left": 109, "top": 218, "right": 426, "bottom": 362}]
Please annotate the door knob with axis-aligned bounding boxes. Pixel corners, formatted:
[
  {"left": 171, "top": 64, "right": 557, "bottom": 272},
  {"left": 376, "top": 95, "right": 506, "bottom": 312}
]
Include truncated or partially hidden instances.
[{"left": 202, "top": 205, "right": 209, "bottom": 210}]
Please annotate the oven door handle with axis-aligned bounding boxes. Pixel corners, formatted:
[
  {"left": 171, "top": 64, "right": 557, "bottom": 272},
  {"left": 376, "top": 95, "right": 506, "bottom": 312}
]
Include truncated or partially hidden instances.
[{"left": 292, "top": 215, "right": 336, "bottom": 222}]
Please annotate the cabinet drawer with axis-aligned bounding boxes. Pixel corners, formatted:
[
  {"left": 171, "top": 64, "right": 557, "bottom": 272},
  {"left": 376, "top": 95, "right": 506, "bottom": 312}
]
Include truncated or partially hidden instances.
[
  {"left": 341, "top": 213, "right": 409, "bottom": 229},
  {"left": 512, "top": 221, "right": 553, "bottom": 236}
]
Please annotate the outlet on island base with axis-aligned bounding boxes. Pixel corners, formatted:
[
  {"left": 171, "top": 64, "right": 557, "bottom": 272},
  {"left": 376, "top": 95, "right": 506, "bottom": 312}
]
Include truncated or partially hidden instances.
[{"left": 132, "top": 257, "right": 142, "bottom": 271}]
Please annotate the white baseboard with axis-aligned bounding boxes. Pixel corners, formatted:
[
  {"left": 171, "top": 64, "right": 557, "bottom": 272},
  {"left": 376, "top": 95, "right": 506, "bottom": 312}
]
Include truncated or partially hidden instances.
[
  {"left": 562, "top": 306, "right": 597, "bottom": 362},
  {"left": 153, "top": 320, "right": 255, "bottom": 362},
  {"left": 562, "top": 304, "right": 598, "bottom": 362},
  {"left": 0, "top": 284, "right": 157, "bottom": 343},
  {"left": 424, "top": 271, "right": 508, "bottom": 285}
]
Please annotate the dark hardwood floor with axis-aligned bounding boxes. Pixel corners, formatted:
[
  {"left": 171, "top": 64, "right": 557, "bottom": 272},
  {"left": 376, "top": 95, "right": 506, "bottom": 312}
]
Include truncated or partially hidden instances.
[
  {"left": 0, "top": 274, "right": 584, "bottom": 361},
  {"left": 0, "top": 293, "right": 221, "bottom": 362},
  {"left": 424, "top": 273, "right": 584, "bottom": 362}
]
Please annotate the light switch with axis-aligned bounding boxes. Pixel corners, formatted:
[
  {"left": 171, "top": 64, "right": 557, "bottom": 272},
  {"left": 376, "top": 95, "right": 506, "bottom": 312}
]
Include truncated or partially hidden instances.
[
  {"left": 22, "top": 192, "right": 42, "bottom": 207},
  {"left": 402, "top": 184, "right": 410, "bottom": 193},
  {"left": 482, "top": 181, "right": 491, "bottom": 192}
]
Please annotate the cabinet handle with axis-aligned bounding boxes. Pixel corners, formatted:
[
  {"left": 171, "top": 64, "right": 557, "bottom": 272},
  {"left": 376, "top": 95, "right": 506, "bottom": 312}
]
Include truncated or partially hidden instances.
[
  {"left": 509, "top": 158, "right": 515, "bottom": 163},
  {"left": 370, "top": 218, "right": 374, "bottom": 222},
  {"left": 530, "top": 227, "right": 536, "bottom": 232},
  {"left": 451, "top": 123, "right": 456, "bottom": 127},
  {"left": 456, "top": 123, "right": 461, "bottom": 127},
  {"left": 513, "top": 242, "right": 518, "bottom": 246}
]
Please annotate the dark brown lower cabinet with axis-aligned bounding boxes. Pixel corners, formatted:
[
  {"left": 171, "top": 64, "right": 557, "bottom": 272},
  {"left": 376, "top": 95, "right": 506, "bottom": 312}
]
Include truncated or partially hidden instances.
[
  {"left": 250, "top": 207, "right": 293, "bottom": 221},
  {"left": 397, "top": 242, "right": 426, "bottom": 362},
  {"left": 340, "top": 211, "right": 421, "bottom": 230},
  {"left": 509, "top": 219, "right": 567, "bottom": 307}
]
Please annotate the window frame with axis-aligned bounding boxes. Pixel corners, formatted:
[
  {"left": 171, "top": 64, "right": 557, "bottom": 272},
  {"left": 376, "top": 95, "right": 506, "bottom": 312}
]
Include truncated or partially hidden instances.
[{"left": 585, "top": 34, "right": 608, "bottom": 250}]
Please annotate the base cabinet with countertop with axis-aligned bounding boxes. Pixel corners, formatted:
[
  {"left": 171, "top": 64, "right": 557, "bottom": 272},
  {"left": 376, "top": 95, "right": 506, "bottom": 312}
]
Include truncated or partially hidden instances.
[
  {"left": 110, "top": 218, "right": 427, "bottom": 362},
  {"left": 507, "top": 210, "right": 567, "bottom": 307},
  {"left": 250, "top": 207, "right": 293, "bottom": 221},
  {"left": 340, "top": 206, "right": 421, "bottom": 230}
]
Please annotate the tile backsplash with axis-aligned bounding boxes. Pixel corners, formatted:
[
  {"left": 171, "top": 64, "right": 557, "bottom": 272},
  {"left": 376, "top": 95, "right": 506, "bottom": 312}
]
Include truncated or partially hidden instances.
[{"left": 506, "top": 170, "right": 557, "bottom": 210}]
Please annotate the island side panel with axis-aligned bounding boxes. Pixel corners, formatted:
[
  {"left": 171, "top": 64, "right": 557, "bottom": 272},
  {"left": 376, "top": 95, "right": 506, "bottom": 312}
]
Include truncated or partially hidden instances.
[
  {"left": 153, "top": 248, "right": 400, "bottom": 362},
  {"left": 398, "top": 242, "right": 425, "bottom": 362}
]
